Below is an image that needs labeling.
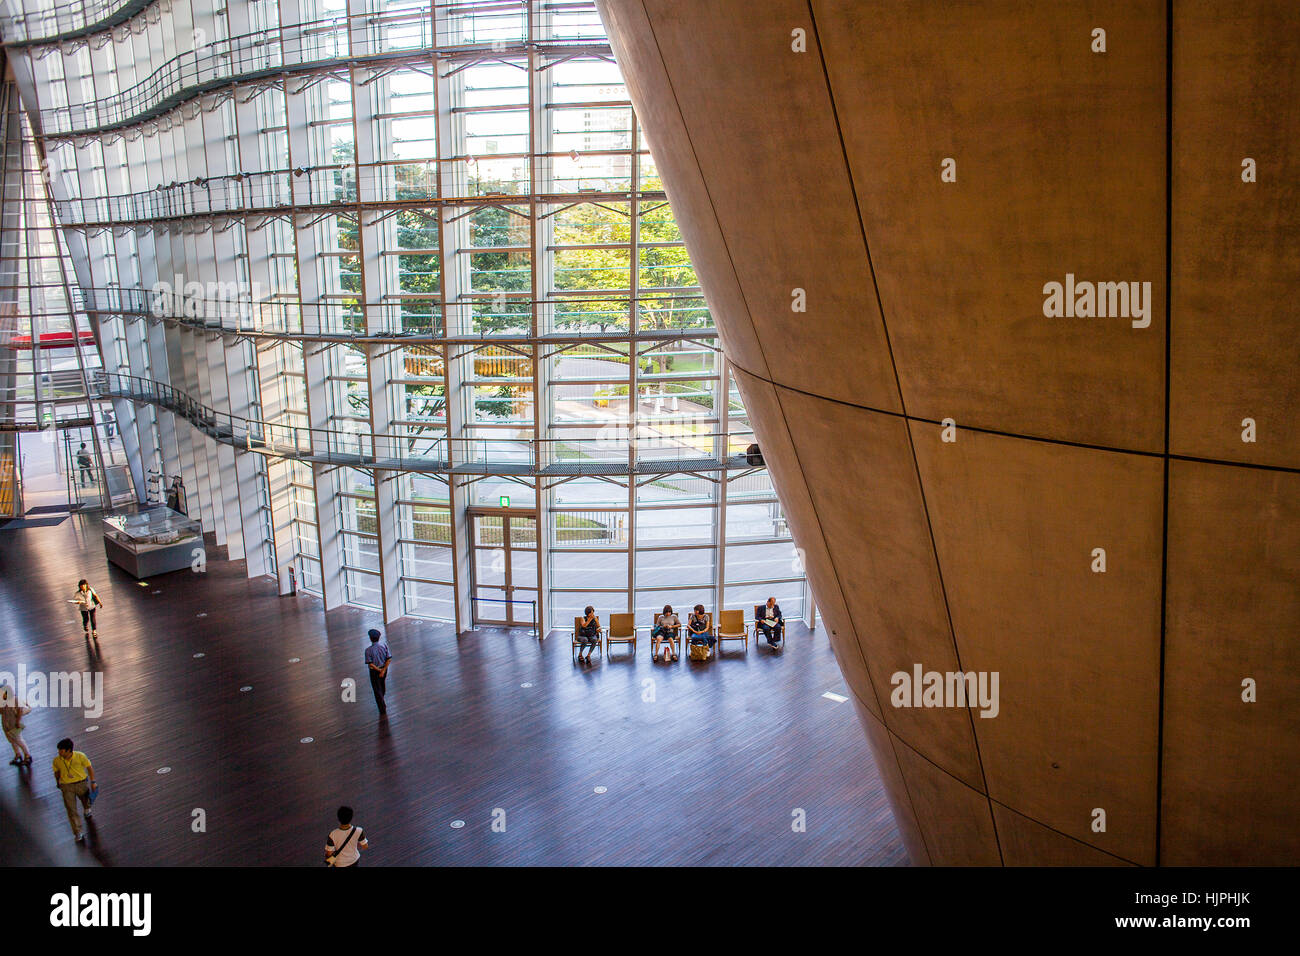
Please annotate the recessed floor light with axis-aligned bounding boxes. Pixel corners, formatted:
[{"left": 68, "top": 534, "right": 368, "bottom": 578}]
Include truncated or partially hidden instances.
[
  {"left": 520, "top": 682, "right": 533, "bottom": 688},
  {"left": 450, "top": 820, "right": 465, "bottom": 829},
  {"left": 240, "top": 685, "right": 252, "bottom": 692},
  {"left": 193, "top": 653, "right": 205, "bottom": 659},
  {"left": 300, "top": 737, "right": 313, "bottom": 744},
  {"left": 594, "top": 786, "right": 608, "bottom": 794},
  {"left": 156, "top": 767, "right": 171, "bottom": 774},
  {"left": 288, "top": 657, "right": 301, "bottom": 663},
  {"left": 196, "top": 612, "right": 207, "bottom": 618},
  {"left": 85, "top": 725, "right": 99, "bottom": 732}
]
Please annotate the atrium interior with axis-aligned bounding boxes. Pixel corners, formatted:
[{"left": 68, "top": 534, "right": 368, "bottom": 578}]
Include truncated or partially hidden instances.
[{"left": 0, "top": 0, "right": 1295, "bottom": 872}]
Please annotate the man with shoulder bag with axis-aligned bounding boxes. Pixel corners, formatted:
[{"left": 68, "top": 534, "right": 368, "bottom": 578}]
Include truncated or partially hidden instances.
[{"left": 324, "top": 806, "right": 368, "bottom": 868}]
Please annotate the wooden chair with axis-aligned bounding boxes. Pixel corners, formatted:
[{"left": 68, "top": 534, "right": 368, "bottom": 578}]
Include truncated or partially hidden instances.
[
  {"left": 716, "top": 609, "right": 749, "bottom": 653},
  {"left": 754, "top": 605, "right": 785, "bottom": 650},
  {"left": 648, "top": 613, "right": 681, "bottom": 661},
  {"left": 685, "top": 611, "right": 715, "bottom": 661},
  {"left": 606, "top": 613, "right": 637, "bottom": 656},
  {"left": 573, "top": 616, "right": 603, "bottom": 663}
]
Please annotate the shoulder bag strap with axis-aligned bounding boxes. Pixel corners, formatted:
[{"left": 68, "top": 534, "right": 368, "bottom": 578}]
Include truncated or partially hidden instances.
[{"left": 329, "top": 825, "right": 359, "bottom": 861}]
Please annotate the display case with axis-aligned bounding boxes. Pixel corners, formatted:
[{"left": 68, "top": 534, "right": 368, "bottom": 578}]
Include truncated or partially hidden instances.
[{"left": 102, "top": 505, "right": 203, "bottom": 577}]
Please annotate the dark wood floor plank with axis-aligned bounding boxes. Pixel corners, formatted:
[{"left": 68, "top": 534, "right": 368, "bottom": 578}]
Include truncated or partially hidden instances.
[{"left": 0, "top": 515, "right": 906, "bottom": 866}]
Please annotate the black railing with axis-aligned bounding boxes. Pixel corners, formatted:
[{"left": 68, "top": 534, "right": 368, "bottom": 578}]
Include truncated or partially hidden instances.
[
  {"left": 83, "top": 285, "right": 713, "bottom": 341},
  {"left": 32, "top": 5, "right": 610, "bottom": 137},
  {"left": 95, "top": 370, "right": 756, "bottom": 477}
]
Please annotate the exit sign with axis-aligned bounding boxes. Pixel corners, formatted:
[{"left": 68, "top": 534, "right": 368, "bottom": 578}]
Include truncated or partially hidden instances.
[{"left": 499, "top": 495, "right": 510, "bottom": 508}]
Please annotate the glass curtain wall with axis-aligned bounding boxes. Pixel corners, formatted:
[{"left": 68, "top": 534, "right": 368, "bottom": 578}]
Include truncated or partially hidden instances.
[
  {"left": 0, "top": 61, "right": 120, "bottom": 515},
  {"left": 1, "top": 0, "right": 811, "bottom": 632}
]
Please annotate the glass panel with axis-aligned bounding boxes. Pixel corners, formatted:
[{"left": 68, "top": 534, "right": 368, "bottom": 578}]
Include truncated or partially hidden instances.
[
  {"left": 342, "top": 532, "right": 380, "bottom": 572},
  {"left": 550, "top": 510, "right": 626, "bottom": 547},
  {"left": 726, "top": 581, "right": 805, "bottom": 622},
  {"left": 635, "top": 505, "right": 714, "bottom": 546},
  {"left": 509, "top": 544, "right": 537, "bottom": 580},
  {"left": 474, "top": 546, "right": 505, "bottom": 587},
  {"left": 725, "top": 542, "right": 802, "bottom": 585},
  {"left": 508, "top": 516, "right": 537, "bottom": 547},
  {"left": 344, "top": 569, "right": 382, "bottom": 609},
  {"left": 637, "top": 547, "right": 714, "bottom": 589},
  {"left": 474, "top": 588, "right": 509, "bottom": 621},
  {"left": 474, "top": 515, "right": 504, "bottom": 547},
  {"left": 509, "top": 588, "right": 538, "bottom": 624},
  {"left": 401, "top": 541, "right": 453, "bottom": 583},
  {"left": 724, "top": 502, "right": 792, "bottom": 542},
  {"left": 550, "top": 591, "right": 624, "bottom": 630},
  {"left": 404, "top": 580, "right": 454, "bottom": 621}
]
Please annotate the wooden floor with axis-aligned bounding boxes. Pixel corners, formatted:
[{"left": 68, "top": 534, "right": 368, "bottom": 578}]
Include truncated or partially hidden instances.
[{"left": 0, "top": 514, "right": 907, "bottom": 866}]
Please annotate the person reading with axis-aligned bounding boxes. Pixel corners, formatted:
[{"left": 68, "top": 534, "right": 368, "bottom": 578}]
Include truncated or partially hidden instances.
[{"left": 757, "top": 596, "right": 784, "bottom": 647}]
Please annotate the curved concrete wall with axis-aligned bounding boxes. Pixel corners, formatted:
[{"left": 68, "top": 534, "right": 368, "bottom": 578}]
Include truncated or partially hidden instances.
[{"left": 598, "top": 0, "right": 1299, "bottom": 865}]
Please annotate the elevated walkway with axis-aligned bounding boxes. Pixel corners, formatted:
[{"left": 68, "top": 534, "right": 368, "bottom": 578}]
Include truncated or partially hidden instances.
[
  {"left": 1, "top": 0, "right": 151, "bottom": 48},
  {"left": 98, "top": 372, "right": 756, "bottom": 480}
]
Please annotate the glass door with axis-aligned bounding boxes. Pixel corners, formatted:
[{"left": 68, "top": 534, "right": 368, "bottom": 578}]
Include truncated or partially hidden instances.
[
  {"left": 63, "top": 427, "right": 101, "bottom": 510},
  {"left": 470, "top": 509, "right": 538, "bottom": 627}
]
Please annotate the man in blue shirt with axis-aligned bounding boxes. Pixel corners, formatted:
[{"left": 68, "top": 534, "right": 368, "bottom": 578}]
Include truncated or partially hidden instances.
[{"left": 365, "top": 629, "right": 392, "bottom": 716}]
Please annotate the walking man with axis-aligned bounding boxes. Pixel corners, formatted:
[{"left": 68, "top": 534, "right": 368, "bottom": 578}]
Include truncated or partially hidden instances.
[
  {"left": 365, "top": 628, "right": 391, "bottom": 716},
  {"left": 324, "top": 806, "right": 368, "bottom": 867},
  {"left": 52, "top": 738, "right": 96, "bottom": 843},
  {"left": 75, "top": 443, "right": 93, "bottom": 487}
]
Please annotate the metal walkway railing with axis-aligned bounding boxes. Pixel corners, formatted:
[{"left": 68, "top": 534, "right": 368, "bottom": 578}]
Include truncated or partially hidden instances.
[
  {"left": 95, "top": 371, "right": 758, "bottom": 478},
  {"left": 82, "top": 285, "right": 715, "bottom": 347},
  {"left": 30, "top": 9, "right": 611, "bottom": 138},
  {"left": 0, "top": 0, "right": 151, "bottom": 47}
]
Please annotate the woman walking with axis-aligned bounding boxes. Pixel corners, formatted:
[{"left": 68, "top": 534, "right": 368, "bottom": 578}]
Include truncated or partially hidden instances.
[{"left": 71, "top": 580, "right": 104, "bottom": 640}]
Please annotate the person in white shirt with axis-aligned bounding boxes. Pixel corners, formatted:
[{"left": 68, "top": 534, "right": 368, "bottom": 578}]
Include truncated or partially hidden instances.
[
  {"left": 72, "top": 580, "right": 103, "bottom": 639},
  {"left": 324, "top": 806, "right": 368, "bottom": 868},
  {"left": 652, "top": 605, "right": 680, "bottom": 662}
]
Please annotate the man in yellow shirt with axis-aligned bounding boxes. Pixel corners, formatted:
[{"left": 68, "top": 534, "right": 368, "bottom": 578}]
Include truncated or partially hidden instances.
[{"left": 52, "top": 738, "right": 96, "bottom": 842}]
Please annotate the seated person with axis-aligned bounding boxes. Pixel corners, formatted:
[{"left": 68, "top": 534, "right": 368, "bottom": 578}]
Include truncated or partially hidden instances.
[
  {"left": 651, "top": 604, "right": 680, "bottom": 662},
  {"left": 756, "top": 596, "right": 785, "bottom": 646},
  {"left": 576, "top": 606, "right": 601, "bottom": 663},
  {"left": 687, "top": 604, "right": 715, "bottom": 648}
]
